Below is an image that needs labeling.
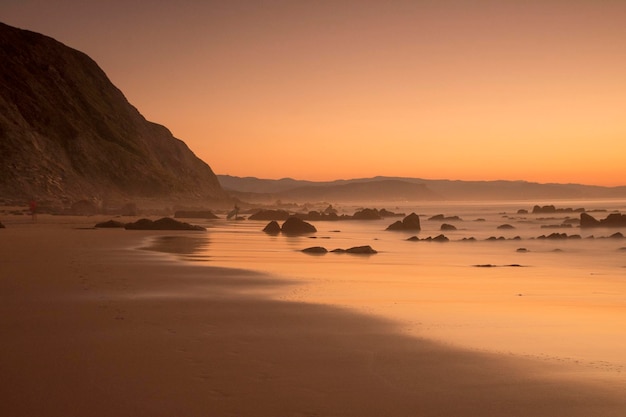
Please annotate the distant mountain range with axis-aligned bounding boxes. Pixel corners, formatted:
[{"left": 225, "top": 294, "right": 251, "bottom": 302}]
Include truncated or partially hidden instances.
[
  {"left": 218, "top": 175, "right": 626, "bottom": 203},
  {"left": 0, "top": 22, "right": 229, "bottom": 207}
]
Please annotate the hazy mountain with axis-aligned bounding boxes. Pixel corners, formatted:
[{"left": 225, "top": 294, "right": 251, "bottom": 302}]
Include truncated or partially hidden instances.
[
  {"left": 218, "top": 175, "right": 626, "bottom": 203},
  {"left": 0, "top": 22, "right": 229, "bottom": 206}
]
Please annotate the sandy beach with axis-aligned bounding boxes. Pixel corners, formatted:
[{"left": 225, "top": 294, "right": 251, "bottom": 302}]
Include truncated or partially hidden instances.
[{"left": 1, "top": 215, "right": 625, "bottom": 417}]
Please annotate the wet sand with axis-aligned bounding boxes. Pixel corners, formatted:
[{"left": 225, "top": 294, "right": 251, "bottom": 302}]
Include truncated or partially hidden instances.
[{"left": 1, "top": 215, "right": 625, "bottom": 416}]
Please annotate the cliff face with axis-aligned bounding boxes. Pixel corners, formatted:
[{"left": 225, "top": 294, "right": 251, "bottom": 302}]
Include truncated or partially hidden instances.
[{"left": 0, "top": 22, "right": 228, "bottom": 206}]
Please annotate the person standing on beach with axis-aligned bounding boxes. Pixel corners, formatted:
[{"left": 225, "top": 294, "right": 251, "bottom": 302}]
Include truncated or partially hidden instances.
[{"left": 29, "top": 199, "right": 37, "bottom": 221}]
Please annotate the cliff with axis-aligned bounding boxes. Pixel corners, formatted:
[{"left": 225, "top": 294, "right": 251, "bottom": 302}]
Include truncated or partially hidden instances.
[{"left": 0, "top": 22, "right": 229, "bottom": 207}]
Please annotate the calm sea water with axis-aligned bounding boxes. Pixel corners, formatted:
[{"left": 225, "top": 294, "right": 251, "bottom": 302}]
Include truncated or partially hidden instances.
[{"left": 152, "top": 199, "right": 626, "bottom": 379}]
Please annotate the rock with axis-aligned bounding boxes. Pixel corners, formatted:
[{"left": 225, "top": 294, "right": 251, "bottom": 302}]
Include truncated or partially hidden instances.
[
  {"left": 497, "top": 224, "right": 515, "bottom": 230},
  {"left": 580, "top": 213, "right": 600, "bottom": 228},
  {"left": 440, "top": 223, "right": 456, "bottom": 231},
  {"left": 94, "top": 220, "right": 126, "bottom": 228},
  {"left": 517, "top": 248, "right": 529, "bottom": 252},
  {"left": 428, "top": 214, "right": 462, "bottom": 221},
  {"left": 533, "top": 205, "right": 556, "bottom": 214},
  {"left": 262, "top": 220, "right": 281, "bottom": 234},
  {"left": 406, "top": 236, "right": 420, "bottom": 241},
  {"left": 352, "top": 208, "right": 382, "bottom": 220},
  {"left": 249, "top": 209, "right": 291, "bottom": 221},
  {"left": 581, "top": 213, "right": 626, "bottom": 228},
  {"left": 302, "top": 246, "right": 328, "bottom": 254},
  {"left": 517, "top": 209, "right": 529, "bottom": 214},
  {"left": 125, "top": 217, "right": 206, "bottom": 231},
  {"left": 174, "top": 210, "right": 218, "bottom": 219},
  {"left": 331, "top": 245, "right": 377, "bottom": 254},
  {"left": 432, "top": 234, "right": 449, "bottom": 242},
  {"left": 345, "top": 245, "right": 378, "bottom": 254},
  {"left": 609, "top": 232, "right": 624, "bottom": 239},
  {"left": 386, "top": 212, "right": 421, "bottom": 231},
  {"left": 281, "top": 217, "right": 317, "bottom": 234},
  {"left": 0, "top": 221, "right": 5, "bottom": 228}
]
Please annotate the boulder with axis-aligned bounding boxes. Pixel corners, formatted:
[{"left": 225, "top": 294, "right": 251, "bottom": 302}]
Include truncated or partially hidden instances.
[
  {"left": 94, "top": 220, "right": 126, "bottom": 228},
  {"left": 125, "top": 217, "right": 206, "bottom": 231},
  {"left": 580, "top": 212, "right": 626, "bottom": 228},
  {"left": 580, "top": 213, "right": 600, "bottom": 228},
  {"left": 331, "top": 245, "right": 378, "bottom": 254},
  {"left": 281, "top": 217, "right": 317, "bottom": 234},
  {"left": 302, "top": 246, "right": 328, "bottom": 254},
  {"left": 441, "top": 223, "right": 456, "bottom": 231},
  {"left": 262, "top": 221, "right": 281, "bottom": 235},
  {"left": 497, "top": 224, "right": 515, "bottom": 230},
  {"left": 352, "top": 208, "right": 381, "bottom": 220},
  {"left": 386, "top": 212, "right": 421, "bottom": 231},
  {"left": 345, "top": 245, "right": 378, "bottom": 254},
  {"left": 0, "top": 221, "right": 5, "bottom": 228}
]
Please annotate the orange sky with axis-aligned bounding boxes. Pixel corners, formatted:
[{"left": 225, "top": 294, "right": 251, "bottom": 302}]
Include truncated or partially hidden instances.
[{"left": 2, "top": 1, "right": 625, "bottom": 186}]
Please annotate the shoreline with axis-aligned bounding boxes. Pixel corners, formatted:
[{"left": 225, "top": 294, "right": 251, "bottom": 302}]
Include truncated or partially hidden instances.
[{"left": 2, "top": 216, "right": 625, "bottom": 416}]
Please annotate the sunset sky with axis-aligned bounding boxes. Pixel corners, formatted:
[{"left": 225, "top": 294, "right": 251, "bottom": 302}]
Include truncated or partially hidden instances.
[{"left": 2, "top": 1, "right": 625, "bottom": 186}]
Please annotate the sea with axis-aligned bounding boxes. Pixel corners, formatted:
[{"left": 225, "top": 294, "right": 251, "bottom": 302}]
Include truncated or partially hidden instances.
[{"left": 147, "top": 199, "right": 626, "bottom": 380}]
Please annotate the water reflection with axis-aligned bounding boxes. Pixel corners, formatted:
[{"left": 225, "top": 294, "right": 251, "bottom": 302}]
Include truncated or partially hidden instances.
[{"left": 144, "top": 235, "right": 210, "bottom": 262}]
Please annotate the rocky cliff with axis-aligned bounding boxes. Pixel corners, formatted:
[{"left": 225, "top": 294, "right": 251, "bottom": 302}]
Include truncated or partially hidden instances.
[{"left": 0, "top": 22, "right": 229, "bottom": 207}]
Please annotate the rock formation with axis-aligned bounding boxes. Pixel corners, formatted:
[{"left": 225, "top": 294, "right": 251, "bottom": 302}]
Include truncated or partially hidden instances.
[
  {"left": 0, "top": 22, "right": 229, "bottom": 206},
  {"left": 580, "top": 212, "right": 626, "bottom": 228},
  {"left": 386, "top": 213, "right": 421, "bottom": 231},
  {"left": 262, "top": 221, "right": 281, "bottom": 235},
  {"left": 280, "top": 217, "right": 317, "bottom": 235},
  {"left": 124, "top": 217, "right": 205, "bottom": 231}
]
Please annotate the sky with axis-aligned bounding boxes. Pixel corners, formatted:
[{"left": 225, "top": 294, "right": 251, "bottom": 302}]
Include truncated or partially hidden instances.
[{"left": 2, "top": 0, "right": 625, "bottom": 186}]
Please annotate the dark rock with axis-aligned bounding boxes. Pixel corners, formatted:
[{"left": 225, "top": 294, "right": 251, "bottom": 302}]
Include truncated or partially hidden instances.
[
  {"left": 345, "top": 245, "right": 378, "bottom": 254},
  {"left": 533, "top": 205, "right": 556, "bottom": 214},
  {"left": 441, "top": 223, "right": 456, "bottom": 231},
  {"left": 302, "top": 246, "right": 328, "bottom": 254},
  {"left": 0, "top": 221, "right": 5, "bottom": 228},
  {"left": 517, "top": 209, "right": 529, "bottom": 214},
  {"left": 609, "top": 232, "right": 624, "bottom": 239},
  {"left": 497, "top": 224, "right": 515, "bottom": 230},
  {"left": 352, "top": 208, "right": 382, "bottom": 220},
  {"left": 281, "top": 217, "right": 317, "bottom": 234},
  {"left": 406, "top": 236, "right": 420, "bottom": 241},
  {"left": 125, "top": 217, "right": 206, "bottom": 231},
  {"left": 580, "top": 213, "right": 600, "bottom": 228},
  {"left": 249, "top": 209, "right": 291, "bottom": 221},
  {"left": 174, "top": 210, "right": 218, "bottom": 219},
  {"left": 331, "top": 245, "right": 377, "bottom": 254},
  {"left": 94, "top": 220, "right": 126, "bottom": 228},
  {"left": 432, "top": 234, "right": 449, "bottom": 242},
  {"left": 428, "top": 214, "right": 462, "bottom": 221},
  {"left": 263, "top": 221, "right": 281, "bottom": 234},
  {"left": 386, "top": 212, "right": 421, "bottom": 231},
  {"left": 581, "top": 213, "right": 626, "bottom": 228},
  {"left": 517, "top": 248, "right": 529, "bottom": 252},
  {"left": 461, "top": 237, "right": 477, "bottom": 241}
]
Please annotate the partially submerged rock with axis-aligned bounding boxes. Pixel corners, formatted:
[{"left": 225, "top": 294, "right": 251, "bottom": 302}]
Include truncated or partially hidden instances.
[
  {"left": 331, "top": 245, "right": 378, "bottom": 254},
  {"left": 580, "top": 212, "right": 626, "bottom": 228},
  {"left": 440, "top": 223, "right": 456, "bottom": 231},
  {"left": 125, "top": 217, "right": 206, "bottom": 231},
  {"left": 302, "top": 246, "right": 328, "bottom": 254},
  {"left": 249, "top": 209, "right": 291, "bottom": 221},
  {"left": 0, "top": 221, "right": 5, "bottom": 228},
  {"left": 281, "top": 217, "right": 317, "bottom": 235},
  {"left": 262, "top": 220, "right": 281, "bottom": 234},
  {"left": 386, "top": 212, "right": 421, "bottom": 231}
]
